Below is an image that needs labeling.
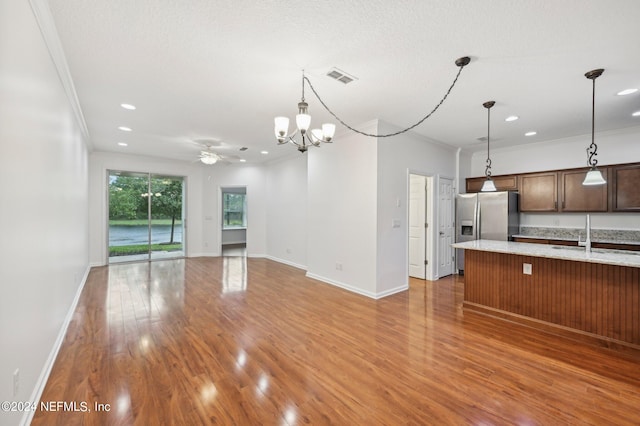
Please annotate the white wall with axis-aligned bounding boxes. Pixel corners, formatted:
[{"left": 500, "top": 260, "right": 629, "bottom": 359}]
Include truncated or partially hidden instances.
[
  {"left": 266, "top": 155, "right": 308, "bottom": 269},
  {"left": 376, "top": 121, "right": 458, "bottom": 289},
  {"left": 202, "top": 165, "right": 267, "bottom": 257},
  {"left": 306, "top": 123, "right": 379, "bottom": 297},
  {"left": 0, "top": 1, "right": 90, "bottom": 425},
  {"left": 221, "top": 229, "right": 246, "bottom": 244},
  {"left": 468, "top": 126, "right": 640, "bottom": 230}
]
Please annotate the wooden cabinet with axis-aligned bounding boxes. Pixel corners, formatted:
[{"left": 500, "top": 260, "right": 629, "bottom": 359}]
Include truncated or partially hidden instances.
[
  {"left": 465, "top": 175, "right": 518, "bottom": 193},
  {"left": 519, "top": 172, "right": 558, "bottom": 212},
  {"left": 611, "top": 164, "right": 640, "bottom": 212},
  {"left": 559, "top": 168, "right": 608, "bottom": 212},
  {"left": 465, "top": 161, "right": 640, "bottom": 213}
]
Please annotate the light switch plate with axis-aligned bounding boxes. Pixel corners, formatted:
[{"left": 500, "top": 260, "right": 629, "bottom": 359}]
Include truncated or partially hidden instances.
[{"left": 523, "top": 263, "right": 532, "bottom": 275}]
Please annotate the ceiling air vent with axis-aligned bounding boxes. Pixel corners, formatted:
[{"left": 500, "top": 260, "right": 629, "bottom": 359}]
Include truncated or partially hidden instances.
[{"left": 326, "top": 68, "right": 357, "bottom": 84}]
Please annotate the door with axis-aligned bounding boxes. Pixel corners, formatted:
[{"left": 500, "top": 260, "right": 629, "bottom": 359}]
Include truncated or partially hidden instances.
[
  {"left": 150, "top": 175, "right": 185, "bottom": 260},
  {"left": 438, "top": 177, "right": 454, "bottom": 278},
  {"left": 108, "top": 171, "right": 185, "bottom": 263},
  {"left": 409, "top": 174, "right": 427, "bottom": 279}
]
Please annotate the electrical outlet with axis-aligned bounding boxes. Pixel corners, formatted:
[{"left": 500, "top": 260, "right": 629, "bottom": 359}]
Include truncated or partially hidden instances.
[
  {"left": 13, "top": 369, "right": 19, "bottom": 397},
  {"left": 335, "top": 262, "right": 343, "bottom": 271},
  {"left": 523, "top": 263, "right": 532, "bottom": 275},
  {"left": 286, "top": 248, "right": 291, "bottom": 254}
]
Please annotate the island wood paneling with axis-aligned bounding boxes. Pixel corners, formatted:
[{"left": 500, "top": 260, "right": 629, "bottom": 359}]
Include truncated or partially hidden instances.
[{"left": 464, "top": 250, "right": 640, "bottom": 347}]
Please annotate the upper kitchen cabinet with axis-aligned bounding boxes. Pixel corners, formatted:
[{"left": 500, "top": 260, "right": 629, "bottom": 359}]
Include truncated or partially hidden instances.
[
  {"left": 611, "top": 163, "right": 640, "bottom": 212},
  {"left": 465, "top": 175, "right": 518, "bottom": 193},
  {"left": 519, "top": 172, "right": 558, "bottom": 212},
  {"left": 559, "top": 168, "right": 608, "bottom": 212}
]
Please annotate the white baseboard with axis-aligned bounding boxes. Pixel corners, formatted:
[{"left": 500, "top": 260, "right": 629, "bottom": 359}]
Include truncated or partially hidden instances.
[
  {"left": 188, "top": 252, "right": 219, "bottom": 258},
  {"left": 21, "top": 264, "right": 91, "bottom": 426},
  {"left": 264, "top": 255, "right": 307, "bottom": 271},
  {"left": 305, "top": 272, "right": 378, "bottom": 299},
  {"left": 305, "top": 272, "right": 408, "bottom": 299},
  {"left": 375, "top": 284, "right": 409, "bottom": 299}
]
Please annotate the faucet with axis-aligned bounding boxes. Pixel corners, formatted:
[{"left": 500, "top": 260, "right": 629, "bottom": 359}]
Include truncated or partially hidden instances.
[{"left": 578, "top": 214, "right": 592, "bottom": 252}]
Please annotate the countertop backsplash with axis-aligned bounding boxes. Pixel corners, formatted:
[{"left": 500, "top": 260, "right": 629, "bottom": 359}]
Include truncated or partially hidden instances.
[{"left": 516, "top": 226, "right": 640, "bottom": 245}]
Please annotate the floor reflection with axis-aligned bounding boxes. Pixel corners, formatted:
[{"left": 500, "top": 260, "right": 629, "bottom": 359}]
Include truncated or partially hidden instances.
[{"left": 222, "top": 256, "right": 247, "bottom": 293}]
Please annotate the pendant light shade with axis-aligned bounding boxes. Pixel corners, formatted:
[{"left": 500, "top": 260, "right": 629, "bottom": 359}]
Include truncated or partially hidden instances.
[
  {"left": 583, "top": 168, "right": 606, "bottom": 185},
  {"left": 582, "top": 69, "right": 606, "bottom": 186},
  {"left": 481, "top": 179, "right": 497, "bottom": 192},
  {"left": 481, "top": 101, "right": 497, "bottom": 192}
]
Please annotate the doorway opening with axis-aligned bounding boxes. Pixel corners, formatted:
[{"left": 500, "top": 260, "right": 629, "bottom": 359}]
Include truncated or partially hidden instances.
[
  {"left": 220, "top": 186, "right": 247, "bottom": 257},
  {"left": 408, "top": 173, "right": 433, "bottom": 280},
  {"left": 108, "top": 171, "right": 185, "bottom": 263}
]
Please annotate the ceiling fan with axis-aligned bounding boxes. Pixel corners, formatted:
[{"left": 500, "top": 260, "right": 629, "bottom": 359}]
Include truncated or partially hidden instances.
[{"left": 192, "top": 139, "right": 237, "bottom": 165}]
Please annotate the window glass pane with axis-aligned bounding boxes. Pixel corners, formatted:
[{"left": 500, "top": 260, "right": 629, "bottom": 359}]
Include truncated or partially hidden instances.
[{"left": 222, "top": 192, "right": 246, "bottom": 228}]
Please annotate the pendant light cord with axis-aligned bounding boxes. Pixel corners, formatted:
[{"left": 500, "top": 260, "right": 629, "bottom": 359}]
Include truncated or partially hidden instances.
[
  {"left": 587, "top": 76, "right": 598, "bottom": 168},
  {"left": 485, "top": 105, "right": 492, "bottom": 177},
  {"left": 301, "top": 57, "right": 470, "bottom": 138}
]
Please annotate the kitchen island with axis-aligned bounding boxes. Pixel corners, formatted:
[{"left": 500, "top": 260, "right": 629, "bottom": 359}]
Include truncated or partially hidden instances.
[{"left": 452, "top": 240, "right": 640, "bottom": 349}]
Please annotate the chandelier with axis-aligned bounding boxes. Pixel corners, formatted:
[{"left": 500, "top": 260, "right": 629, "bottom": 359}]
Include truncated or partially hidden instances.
[
  {"left": 275, "top": 56, "right": 471, "bottom": 152},
  {"left": 274, "top": 72, "right": 336, "bottom": 153}
]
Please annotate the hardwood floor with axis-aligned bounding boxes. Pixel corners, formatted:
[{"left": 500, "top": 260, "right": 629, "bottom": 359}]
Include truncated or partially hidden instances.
[{"left": 32, "top": 258, "right": 640, "bottom": 425}]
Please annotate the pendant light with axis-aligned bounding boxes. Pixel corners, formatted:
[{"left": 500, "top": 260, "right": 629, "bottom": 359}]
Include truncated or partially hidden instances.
[
  {"left": 481, "top": 101, "right": 497, "bottom": 192},
  {"left": 582, "top": 69, "right": 606, "bottom": 186}
]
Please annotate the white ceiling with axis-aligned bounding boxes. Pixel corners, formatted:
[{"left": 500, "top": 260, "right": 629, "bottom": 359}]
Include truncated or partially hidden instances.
[{"left": 47, "top": 0, "right": 640, "bottom": 165}]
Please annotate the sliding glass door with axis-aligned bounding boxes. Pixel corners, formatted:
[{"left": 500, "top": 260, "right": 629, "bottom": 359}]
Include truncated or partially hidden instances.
[{"left": 108, "top": 171, "right": 185, "bottom": 263}]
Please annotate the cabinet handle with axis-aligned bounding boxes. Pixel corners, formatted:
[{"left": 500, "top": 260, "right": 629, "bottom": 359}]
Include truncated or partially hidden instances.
[{"left": 554, "top": 201, "right": 557, "bottom": 209}]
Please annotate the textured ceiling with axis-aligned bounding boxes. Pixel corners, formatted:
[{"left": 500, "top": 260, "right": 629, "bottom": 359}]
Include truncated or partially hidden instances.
[{"left": 46, "top": 0, "right": 640, "bottom": 164}]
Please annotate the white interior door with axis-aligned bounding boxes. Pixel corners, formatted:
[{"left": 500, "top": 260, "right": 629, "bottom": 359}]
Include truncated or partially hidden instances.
[
  {"left": 409, "top": 175, "right": 426, "bottom": 279},
  {"left": 438, "top": 177, "right": 454, "bottom": 278}
]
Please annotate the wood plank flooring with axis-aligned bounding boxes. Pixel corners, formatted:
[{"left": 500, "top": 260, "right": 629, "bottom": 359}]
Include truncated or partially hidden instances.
[{"left": 32, "top": 257, "right": 640, "bottom": 425}]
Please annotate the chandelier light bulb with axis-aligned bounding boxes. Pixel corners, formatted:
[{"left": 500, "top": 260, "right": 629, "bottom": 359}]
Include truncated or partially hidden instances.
[
  {"left": 274, "top": 116, "right": 289, "bottom": 139},
  {"left": 296, "top": 113, "right": 311, "bottom": 133}
]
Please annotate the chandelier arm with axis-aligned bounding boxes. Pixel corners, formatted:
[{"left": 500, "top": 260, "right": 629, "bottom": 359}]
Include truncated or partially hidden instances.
[{"left": 302, "top": 59, "right": 469, "bottom": 138}]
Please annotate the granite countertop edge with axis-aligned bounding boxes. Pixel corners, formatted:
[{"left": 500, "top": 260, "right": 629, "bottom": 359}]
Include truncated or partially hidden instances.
[
  {"left": 512, "top": 234, "right": 640, "bottom": 246},
  {"left": 452, "top": 239, "right": 640, "bottom": 268}
]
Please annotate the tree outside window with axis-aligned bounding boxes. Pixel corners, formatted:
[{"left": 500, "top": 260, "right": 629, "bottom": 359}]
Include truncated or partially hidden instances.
[{"left": 223, "top": 192, "right": 246, "bottom": 228}]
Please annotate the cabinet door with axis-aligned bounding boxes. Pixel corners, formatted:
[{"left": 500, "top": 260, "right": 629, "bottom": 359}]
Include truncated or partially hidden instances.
[
  {"left": 519, "top": 172, "right": 558, "bottom": 212},
  {"left": 559, "top": 168, "right": 608, "bottom": 212},
  {"left": 611, "top": 164, "right": 640, "bottom": 212},
  {"left": 465, "top": 175, "right": 518, "bottom": 193}
]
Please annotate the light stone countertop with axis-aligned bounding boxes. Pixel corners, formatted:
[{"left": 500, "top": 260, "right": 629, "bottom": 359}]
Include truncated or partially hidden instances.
[{"left": 452, "top": 239, "right": 640, "bottom": 268}]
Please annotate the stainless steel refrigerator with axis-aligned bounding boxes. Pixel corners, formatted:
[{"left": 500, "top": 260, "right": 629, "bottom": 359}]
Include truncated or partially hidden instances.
[{"left": 455, "top": 191, "right": 519, "bottom": 273}]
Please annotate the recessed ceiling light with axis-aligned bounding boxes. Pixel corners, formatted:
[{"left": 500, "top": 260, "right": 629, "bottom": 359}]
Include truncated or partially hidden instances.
[
  {"left": 505, "top": 115, "right": 519, "bottom": 122},
  {"left": 239, "top": 159, "right": 246, "bottom": 162},
  {"left": 633, "top": 111, "right": 640, "bottom": 117},
  {"left": 118, "top": 126, "right": 132, "bottom": 132},
  {"left": 120, "top": 103, "right": 136, "bottom": 110},
  {"left": 260, "top": 151, "right": 269, "bottom": 155},
  {"left": 525, "top": 131, "right": 537, "bottom": 136},
  {"left": 117, "top": 142, "right": 128, "bottom": 147},
  {"left": 617, "top": 88, "right": 638, "bottom": 96}
]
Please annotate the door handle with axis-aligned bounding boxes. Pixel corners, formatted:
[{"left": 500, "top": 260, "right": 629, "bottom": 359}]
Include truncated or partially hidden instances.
[{"left": 439, "top": 231, "right": 445, "bottom": 236}]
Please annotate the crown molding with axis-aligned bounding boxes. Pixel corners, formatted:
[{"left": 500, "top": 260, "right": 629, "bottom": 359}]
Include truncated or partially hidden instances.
[{"left": 29, "top": 0, "right": 92, "bottom": 149}]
